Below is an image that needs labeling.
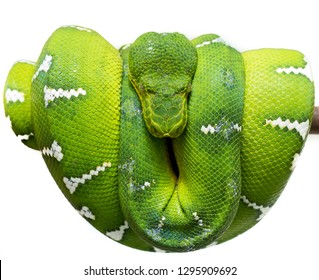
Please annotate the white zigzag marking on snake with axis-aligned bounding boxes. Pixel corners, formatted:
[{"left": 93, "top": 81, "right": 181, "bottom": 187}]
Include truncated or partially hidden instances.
[
  {"left": 195, "top": 37, "right": 225, "bottom": 48},
  {"left": 43, "top": 86, "right": 86, "bottom": 107},
  {"left": 192, "top": 212, "right": 203, "bottom": 226},
  {"left": 106, "top": 221, "right": 129, "bottom": 241},
  {"left": 78, "top": 206, "right": 95, "bottom": 220},
  {"left": 265, "top": 118, "right": 309, "bottom": 140},
  {"left": 5, "top": 88, "right": 25, "bottom": 103},
  {"left": 241, "top": 196, "right": 271, "bottom": 221},
  {"left": 42, "top": 140, "right": 63, "bottom": 161},
  {"left": 275, "top": 58, "right": 313, "bottom": 81},
  {"left": 158, "top": 216, "right": 166, "bottom": 228},
  {"left": 63, "top": 162, "right": 111, "bottom": 194},
  {"left": 32, "top": 54, "right": 52, "bottom": 81},
  {"left": 201, "top": 123, "right": 242, "bottom": 134},
  {"left": 140, "top": 181, "right": 151, "bottom": 190},
  {"left": 17, "top": 133, "right": 34, "bottom": 141}
]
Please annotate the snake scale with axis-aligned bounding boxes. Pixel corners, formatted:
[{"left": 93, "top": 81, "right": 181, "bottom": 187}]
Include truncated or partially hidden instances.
[{"left": 3, "top": 26, "right": 314, "bottom": 252}]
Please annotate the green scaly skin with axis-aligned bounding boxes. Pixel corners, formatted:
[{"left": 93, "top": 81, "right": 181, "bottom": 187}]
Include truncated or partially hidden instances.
[{"left": 3, "top": 26, "right": 314, "bottom": 252}]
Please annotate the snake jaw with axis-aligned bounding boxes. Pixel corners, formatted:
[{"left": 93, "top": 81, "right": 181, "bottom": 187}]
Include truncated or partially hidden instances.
[
  {"left": 128, "top": 73, "right": 191, "bottom": 138},
  {"left": 140, "top": 91, "right": 188, "bottom": 138}
]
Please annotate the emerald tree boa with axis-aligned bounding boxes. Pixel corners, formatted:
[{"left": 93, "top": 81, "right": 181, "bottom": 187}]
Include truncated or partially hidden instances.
[{"left": 3, "top": 26, "right": 315, "bottom": 252}]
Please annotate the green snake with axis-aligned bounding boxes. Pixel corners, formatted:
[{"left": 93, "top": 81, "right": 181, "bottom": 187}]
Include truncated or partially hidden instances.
[{"left": 3, "top": 26, "right": 314, "bottom": 252}]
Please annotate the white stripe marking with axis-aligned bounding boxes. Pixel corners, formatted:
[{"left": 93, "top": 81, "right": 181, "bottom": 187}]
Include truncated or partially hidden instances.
[
  {"left": 140, "top": 181, "right": 151, "bottom": 190},
  {"left": 195, "top": 37, "right": 225, "bottom": 48},
  {"left": 275, "top": 58, "right": 313, "bottom": 81},
  {"left": 63, "top": 162, "right": 111, "bottom": 194},
  {"left": 78, "top": 206, "right": 95, "bottom": 220},
  {"left": 201, "top": 123, "right": 241, "bottom": 135},
  {"left": 201, "top": 124, "right": 215, "bottom": 134},
  {"left": 192, "top": 212, "right": 203, "bottom": 226},
  {"left": 32, "top": 54, "right": 52, "bottom": 81},
  {"left": 17, "top": 133, "right": 34, "bottom": 141},
  {"left": 158, "top": 216, "right": 166, "bottom": 228},
  {"left": 42, "top": 140, "right": 64, "bottom": 161},
  {"left": 241, "top": 195, "right": 271, "bottom": 221},
  {"left": 44, "top": 85, "right": 86, "bottom": 107},
  {"left": 5, "top": 88, "right": 25, "bottom": 103},
  {"left": 106, "top": 221, "right": 129, "bottom": 241},
  {"left": 265, "top": 118, "right": 309, "bottom": 140},
  {"left": 232, "top": 123, "right": 242, "bottom": 132}
]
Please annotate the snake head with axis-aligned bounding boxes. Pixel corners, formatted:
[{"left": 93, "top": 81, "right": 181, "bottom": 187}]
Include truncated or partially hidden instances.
[{"left": 128, "top": 32, "right": 197, "bottom": 138}]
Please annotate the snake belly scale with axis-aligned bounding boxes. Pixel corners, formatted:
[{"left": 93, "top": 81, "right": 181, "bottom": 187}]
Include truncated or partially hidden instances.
[{"left": 3, "top": 26, "right": 314, "bottom": 252}]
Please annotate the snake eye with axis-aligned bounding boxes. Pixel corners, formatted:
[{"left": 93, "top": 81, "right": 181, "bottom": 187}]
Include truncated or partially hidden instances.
[
  {"left": 139, "top": 84, "right": 151, "bottom": 96},
  {"left": 174, "top": 83, "right": 192, "bottom": 96},
  {"left": 139, "top": 81, "right": 157, "bottom": 96}
]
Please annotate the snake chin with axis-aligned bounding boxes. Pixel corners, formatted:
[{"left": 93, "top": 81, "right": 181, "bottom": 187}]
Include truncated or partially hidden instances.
[
  {"left": 144, "top": 117, "right": 187, "bottom": 138},
  {"left": 140, "top": 93, "right": 188, "bottom": 138}
]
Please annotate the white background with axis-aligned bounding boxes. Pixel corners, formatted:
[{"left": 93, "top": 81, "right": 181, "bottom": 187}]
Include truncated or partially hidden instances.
[{"left": 0, "top": 0, "right": 318, "bottom": 279}]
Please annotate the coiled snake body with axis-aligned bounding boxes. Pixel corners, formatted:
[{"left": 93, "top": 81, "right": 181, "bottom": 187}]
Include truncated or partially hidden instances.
[{"left": 4, "top": 26, "right": 314, "bottom": 252}]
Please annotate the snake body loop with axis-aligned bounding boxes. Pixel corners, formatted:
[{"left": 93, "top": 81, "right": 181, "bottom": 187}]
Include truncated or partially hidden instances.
[{"left": 3, "top": 26, "right": 315, "bottom": 252}]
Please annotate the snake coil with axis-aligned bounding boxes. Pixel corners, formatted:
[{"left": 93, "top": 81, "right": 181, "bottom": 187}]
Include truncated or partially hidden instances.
[{"left": 3, "top": 26, "right": 314, "bottom": 252}]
